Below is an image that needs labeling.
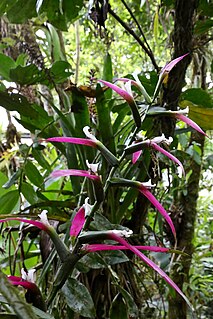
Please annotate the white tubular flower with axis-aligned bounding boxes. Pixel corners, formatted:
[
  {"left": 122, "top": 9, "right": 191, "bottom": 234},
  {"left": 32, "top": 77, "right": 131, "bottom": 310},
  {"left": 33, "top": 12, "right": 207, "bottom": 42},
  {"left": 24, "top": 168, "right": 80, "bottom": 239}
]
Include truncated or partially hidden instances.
[
  {"left": 141, "top": 180, "right": 156, "bottom": 189},
  {"left": 111, "top": 229, "right": 133, "bottom": 238},
  {"left": 38, "top": 210, "right": 51, "bottom": 227},
  {"left": 84, "top": 197, "right": 93, "bottom": 216},
  {"left": 21, "top": 268, "right": 36, "bottom": 283},
  {"left": 83, "top": 126, "right": 98, "bottom": 141},
  {"left": 86, "top": 160, "right": 99, "bottom": 174},
  {"left": 151, "top": 134, "right": 173, "bottom": 145}
]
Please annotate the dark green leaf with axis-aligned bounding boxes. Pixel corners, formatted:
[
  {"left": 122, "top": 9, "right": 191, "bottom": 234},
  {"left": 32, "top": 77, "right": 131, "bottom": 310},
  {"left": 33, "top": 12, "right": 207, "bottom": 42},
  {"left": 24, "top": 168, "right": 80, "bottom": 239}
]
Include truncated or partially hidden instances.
[
  {"left": 6, "top": 0, "right": 37, "bottom": 23},
  {"left": 25, "top": 160, "right": 44, "bottom": 188},
  {"left": 0, "top": 190, "right": 19, "bottom": 214},
  {"left": 62, "top": 278, "right": 96, "bottom": 318},
  {"left": 109, "top": 294, "right": 128, "bottom": 319},
  {"left": 194, "top": 19, "right": 213, "bottom": 35},
  {"left": 32, "top": 148, "right": 51, "bottom": 171},
  {"left": 39, "top": 0, "right": 67, "bottom": 31},
  {"left": 21, "top": 182, "right": 40, "bottom": 204},
  {"left": 0, "top": 53, "right": 16, "bottom": 81},
  {"left": 198, "top": 0, "right": 213, "bottom": 17},
  {"left": 63, "top": 0, "right": 84, "bottom": 24},
  {"left": 0, "top": 92, "right": 39, "bottom": 118},
  {"left": 50, "top": 61, "right": 72, "bottom": 83},
  {"left": 10, "top": 65, "right": 46, "bottom": 85}
]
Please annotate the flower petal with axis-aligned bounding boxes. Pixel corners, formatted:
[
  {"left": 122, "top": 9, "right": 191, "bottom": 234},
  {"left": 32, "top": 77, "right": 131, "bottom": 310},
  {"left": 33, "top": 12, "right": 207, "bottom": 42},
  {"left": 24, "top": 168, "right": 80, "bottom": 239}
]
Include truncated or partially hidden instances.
[
  {"left": 70, "top": 207, "right": 85, "bottom": 238},
  {"left": 108, "top": 232, "right": 193, "bottom": 310},
  {"left": 98, "top": 79, "right": 141, "bottom": 128},
  {"left": 0, "top": 217, "right": 48, "bottom": 231},
  {"left": 50, "top": 169, "right": 101, "bottom": 181},
  {"left": 132, "top": 150, "right": 142, "bottom": 164},
  {"left": 151, "top": 142, "right": 185, "bottom": 176},
  {"left": 46, "top": 137, "right": 97, "bottom": 148},
  {"left": 175, "top": 114, "right": 207, "bottom": 136},
  {"left": 161, "top": 53, "right": 189, "bottom": 74},
  {"left": 84, "top": 244, "right": 169, "bottom": 253},
  {"left": 139, "top": 184, "right": 176, "bottom": 238}
]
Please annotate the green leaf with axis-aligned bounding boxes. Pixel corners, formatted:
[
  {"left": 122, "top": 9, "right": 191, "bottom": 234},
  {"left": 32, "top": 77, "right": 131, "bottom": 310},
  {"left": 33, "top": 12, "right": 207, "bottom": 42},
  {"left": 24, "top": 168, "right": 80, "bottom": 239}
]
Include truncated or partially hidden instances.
[
  {"left": 194, "top": 18, "right": 213, "bottom": 35},
  {"left": 0, "top": 53, "right": 16, "bottom": 81},
  {"left": 39, "top": 0, "right": 67, "bottom": 31},
  {"left": 180, "top": 88, "right": 213, "bottom": 108},
  {"left": 0, "top": 190, "right": 19, "bottom": 215},
  {"left": 21, "top": 182, "right": 40, "bottom": 204},
  {"left": 0, "top": 92, "right": 39, "bottom": 118},
  {"left": 62, "top": 278, "right": 96, "bottom": 318},
  {"left": 102, "top": 53, "right": 113, "bottom": 99},
  {"left": 109, "top": 293, "right": 128, "bottom": 319},
  {"left": 6, "top": 0, "right": 37, "bottom": 23},
  {"left": 153, "top": 11, "right": 159, "bottom": 44},
  {"left": 2, "top": 169, "right": 21, "bottom": 189},
  {"left": 63, "top": 0, "right": 84, "bottom": 24},
  {"left": 10, "top": 65, "right": 46, "bottom": 85},
  {"left": 32, "top": 148, "right": 51, "bottom": 171},
  {"left": 0, "top": 270, "right": 38, "bottom": 319},
  {"left": 50, "top": 61, "right": 72, "bottom": 83},
  {"left": 0, "top": 172, "right": 16, "bottom": 197},
  {"left": 25, "top": 160, "right": 44, "bottom": 188}
]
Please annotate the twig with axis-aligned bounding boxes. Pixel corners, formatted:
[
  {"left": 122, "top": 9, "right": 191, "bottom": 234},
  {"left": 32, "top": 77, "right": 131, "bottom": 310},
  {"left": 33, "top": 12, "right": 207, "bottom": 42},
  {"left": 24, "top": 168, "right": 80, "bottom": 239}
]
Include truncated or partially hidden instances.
[{"left": 108, "top": 6, "right": 159, "bottom": 72}]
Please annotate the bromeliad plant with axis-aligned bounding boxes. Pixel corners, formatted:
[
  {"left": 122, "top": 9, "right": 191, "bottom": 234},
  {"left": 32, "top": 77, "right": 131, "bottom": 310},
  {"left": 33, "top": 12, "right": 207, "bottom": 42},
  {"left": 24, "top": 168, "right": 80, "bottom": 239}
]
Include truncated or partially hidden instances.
[{"left": 0, "top": 54, "right": 207, "bottom": 317}]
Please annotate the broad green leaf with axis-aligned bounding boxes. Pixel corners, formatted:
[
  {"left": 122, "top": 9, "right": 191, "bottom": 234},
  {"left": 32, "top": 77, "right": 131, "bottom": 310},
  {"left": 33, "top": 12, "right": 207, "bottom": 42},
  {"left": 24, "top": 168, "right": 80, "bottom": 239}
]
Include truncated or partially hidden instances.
[
  {"left": 0, "top": 92, "right": 39, "bottom": 118},
  {"left": 180, "top": 88, "right": 213, "bottom": 108},
  {"left": 6, "top": 0, "right": 37, "bottom": 23},
  {"left": 25, "top": 160, "right": 44, "bottom": 188},
  {"left": 32, "top": 307, "right": 55, "bottom": 319},
  {"left": 10, "top": 65, "right": 46, "bottom": 85},
  {"left": 0, "top": 190, "right": 19, "bottom": 214},
  {"left": 62, "top": 278, "right": 96, "bottom": 318},
  {"left": 63, "top": 0, "right": 84, "bottom": 24},
  {"left": 0, "top": 53, "right": 16, "bottom": 81},
  {"left": 109, "top": 294, "right": 128, "bottom": 319},
  {"left": 39, "top": 0, "right": 67, "bottom": 31},
  {"left": 21, "top": 182, "right": 40, "bottom": 204},
  {"left": 50, "top": 61, "right": 72, "bottom": 83},
  {"left": 0, "top": 270, "right": 38, "bottom": 319}
]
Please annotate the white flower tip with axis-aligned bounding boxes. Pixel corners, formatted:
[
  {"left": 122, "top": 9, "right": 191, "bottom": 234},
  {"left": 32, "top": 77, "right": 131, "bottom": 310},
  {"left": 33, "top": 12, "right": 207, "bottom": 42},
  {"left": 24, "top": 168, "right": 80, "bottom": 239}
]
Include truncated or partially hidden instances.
[
  {"left": 151, "top": 134, "right": 173, "bottom": 145},
  {"left": 112, "top": 229, "right": 133, "bottom": 238},
  {"left": 83, "top": 126, "right": 97, "bottom": 141},
  {"left": 21, "top": 268, "right": 36, "bottom": 283},
  {"left": 141, "top": 180, "right": 156, "bottom": 189},
  {"left": 84, "top": 197, "right": 93, "bottom": 216},
  {"left": 38, "top": 210, "right": 50, "bottom": 227},
  {"left": 86, "top": 160, "right": 99, "bottom": 174}
]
